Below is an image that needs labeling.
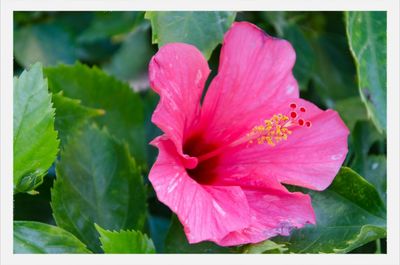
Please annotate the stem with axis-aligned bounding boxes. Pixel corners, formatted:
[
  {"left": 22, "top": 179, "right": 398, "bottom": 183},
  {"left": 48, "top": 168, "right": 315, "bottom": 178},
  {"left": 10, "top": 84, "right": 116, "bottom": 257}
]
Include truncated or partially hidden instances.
[{"left": 375, "top": 239, "right": 381, "bottom": 254}]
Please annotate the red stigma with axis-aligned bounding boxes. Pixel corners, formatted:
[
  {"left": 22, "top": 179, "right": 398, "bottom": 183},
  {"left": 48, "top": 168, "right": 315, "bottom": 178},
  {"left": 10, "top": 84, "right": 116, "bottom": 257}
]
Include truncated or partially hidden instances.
[
  {"left": 306, "top": 121, "right": 312, "bottom": 127},
  {"left": 298, "top": 119, "right": 304, "bottom": 126},
  {"left": 290, "top": 111, "right": 297, "bottom": 119},
  {"left": 300, "top": 107, "right": 306, "bottom": 112},
  {"left": 290, "top": 103, "right": 297, "bottom": 109}
]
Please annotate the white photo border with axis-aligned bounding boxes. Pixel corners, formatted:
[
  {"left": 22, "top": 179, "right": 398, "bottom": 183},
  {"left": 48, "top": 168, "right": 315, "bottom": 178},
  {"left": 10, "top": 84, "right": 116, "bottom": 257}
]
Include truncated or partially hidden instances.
[{"left": 1, "top": 1, "right": 399, "bottom": 265}]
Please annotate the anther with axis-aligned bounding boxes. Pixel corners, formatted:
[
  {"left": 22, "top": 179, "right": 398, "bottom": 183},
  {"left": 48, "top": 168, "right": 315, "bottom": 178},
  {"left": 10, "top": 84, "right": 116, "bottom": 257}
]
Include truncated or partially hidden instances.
[{"left": 247, "top": 108, "right": 312, "bottom": 148}]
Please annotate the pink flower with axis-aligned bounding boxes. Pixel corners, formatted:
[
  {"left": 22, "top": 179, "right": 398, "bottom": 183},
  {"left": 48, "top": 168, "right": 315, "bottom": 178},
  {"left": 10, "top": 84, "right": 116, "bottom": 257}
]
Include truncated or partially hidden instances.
[{"left": 148, "top": 22, "right": 349, "bottom": 246}]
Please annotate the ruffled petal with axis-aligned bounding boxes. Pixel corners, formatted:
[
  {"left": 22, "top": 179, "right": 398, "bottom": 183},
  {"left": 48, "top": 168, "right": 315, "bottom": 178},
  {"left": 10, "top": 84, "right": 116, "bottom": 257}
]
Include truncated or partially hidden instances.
[
  {"left": 198, "top": 21, "right": 299, "bottom": 147},
  {"left": 149, "top": 43, "right": 210, "bottom": 168},
  {"left": 149, "top": 136, "right": 251, "bottom": 244},
  {"left": 217, "top": 179, "right": 315, "bottom": 246},
  {"left": 216, "top": 98, "right": 349, "bottom": 191}
]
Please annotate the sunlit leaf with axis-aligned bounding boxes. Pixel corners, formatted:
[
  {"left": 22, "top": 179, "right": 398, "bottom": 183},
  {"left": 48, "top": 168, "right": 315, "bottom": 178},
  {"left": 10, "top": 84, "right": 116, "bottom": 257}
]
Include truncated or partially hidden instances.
[
  {"left": 14, "top": 63, "right": 59, "bottom": 193},
  {"left": 95, "top": 224, "right": 155, "bottom": 253}
]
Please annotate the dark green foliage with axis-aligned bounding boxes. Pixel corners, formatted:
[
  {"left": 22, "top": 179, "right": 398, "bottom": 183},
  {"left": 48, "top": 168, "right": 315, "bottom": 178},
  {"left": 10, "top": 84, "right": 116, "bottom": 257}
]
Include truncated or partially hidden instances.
[
  {"left": 51, "top": 125, "right": 147, "bottom": 252},
  {"left": 45, "top": 63, "right": 147, "bottom": 167}
]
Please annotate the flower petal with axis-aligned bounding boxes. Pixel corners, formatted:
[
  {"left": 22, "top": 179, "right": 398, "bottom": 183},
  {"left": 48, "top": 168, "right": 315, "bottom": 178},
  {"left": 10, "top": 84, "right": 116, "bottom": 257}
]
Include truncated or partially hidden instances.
[
  {"left": 149, "top": 136, "right": 251, "bottom": 244},
  {"left": 217, "top": 180, "right": 315, "bottom": 246},
  {"left": 149, "top": 43, "right": 210, "bottom": 168},
  {"left": 198, "top": 21, "right": 299, "bottom": 147},
  {"left": 216, "top": 98, "right": 349, "bottom": 191}
]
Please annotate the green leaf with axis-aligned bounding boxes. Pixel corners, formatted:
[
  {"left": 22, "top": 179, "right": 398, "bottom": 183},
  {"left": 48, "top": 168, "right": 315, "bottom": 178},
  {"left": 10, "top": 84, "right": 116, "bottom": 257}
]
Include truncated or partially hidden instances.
[
  {"left": 44, "top": 63, "right": 147, "bottom": 167},
  {"left": 104, "top": 22, "right": 154, "bottom": 84},
  {"left": 51, "top": 125, "right": 147, "bottom": 252},
  {"left": 164, "top": 215, "right": 233, "bottom": 253},
  {"left": 242, "top": 240, "right": 288, "bottom": 254},
  {"left": 78, "top": 12, "right": 144, "bottom": 43},
  {"left": 145, "top": 11, "right": 236, "bottom": 59},
  {"left": 284, "top": 26, "right": 315, "bottom": 90},
  {"left": 335, "top": 97, "right": 368, "bottom": 131},
  {"left": 52, "top": 92, "right": 105, "bottom": 145},
  {"left": 272, "top": 167, "right": 386, "bottom": 253},
  {"left": 95, "top": 224, "right": 155, "bottom": 253},
  {"left": 14, "top": 221, "right": 91, "bottom": 253},
  {"left": 310, "top": 32, "right": 358, "bottom": 107},
  {"left": 14, "top": 23, "right": 77, "bottom": 67},
  {"left": 346, "top": 12, "right": 387, "bottom": 133},
  {"left": 14, "top": 63, "right": 59, "bottom": 193}
]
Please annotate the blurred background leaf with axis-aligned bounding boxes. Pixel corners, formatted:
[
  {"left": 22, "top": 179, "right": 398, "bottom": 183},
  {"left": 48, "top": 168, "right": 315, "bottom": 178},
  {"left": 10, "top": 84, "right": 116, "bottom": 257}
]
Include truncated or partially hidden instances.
[
  {"left": 14, "top": 23, "right": 78, "bottom": 67},
  {"left": 335, "top": 97, "right": 368, "bottom": 131},
  {"left": 104, "top": 22, "right": 153, "bottom": 88},
  {"left": 78, "top": 12, "right": 144, "bottom": 43}
]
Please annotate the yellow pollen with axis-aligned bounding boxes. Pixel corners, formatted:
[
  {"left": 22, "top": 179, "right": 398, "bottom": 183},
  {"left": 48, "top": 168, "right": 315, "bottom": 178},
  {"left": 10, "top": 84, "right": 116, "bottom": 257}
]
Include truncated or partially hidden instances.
[{"left": 247, "top": 114, "right": 293, "bottom": 147}]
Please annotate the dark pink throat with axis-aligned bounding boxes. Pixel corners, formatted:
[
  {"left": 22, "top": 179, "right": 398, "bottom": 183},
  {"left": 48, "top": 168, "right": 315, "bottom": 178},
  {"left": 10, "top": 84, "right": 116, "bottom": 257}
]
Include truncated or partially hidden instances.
[{"left": 182, "top": 133, "right": 220, "bottom": 185}]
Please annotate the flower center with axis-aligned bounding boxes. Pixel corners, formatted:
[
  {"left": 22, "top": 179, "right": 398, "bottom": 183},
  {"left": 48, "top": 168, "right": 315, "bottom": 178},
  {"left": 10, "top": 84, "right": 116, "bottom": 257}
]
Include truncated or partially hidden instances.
[
  {"left": 183, "top": 103, "right": 312, "bottom": 184},
  {"left": 246, "top": 102, "right": 312, "bottom": 147},
  {"left": 183, "top": 133, "right": 220, "bottom": 184},
  {"left": 196, "top": 102, "right": 312, "bottom": 163}
]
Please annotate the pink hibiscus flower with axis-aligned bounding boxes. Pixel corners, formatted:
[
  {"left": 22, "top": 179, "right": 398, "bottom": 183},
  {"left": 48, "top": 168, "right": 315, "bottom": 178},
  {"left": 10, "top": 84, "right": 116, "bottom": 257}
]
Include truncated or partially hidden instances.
[{"left": 148, "top": 22, "right": 349, "bottom": 246}]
